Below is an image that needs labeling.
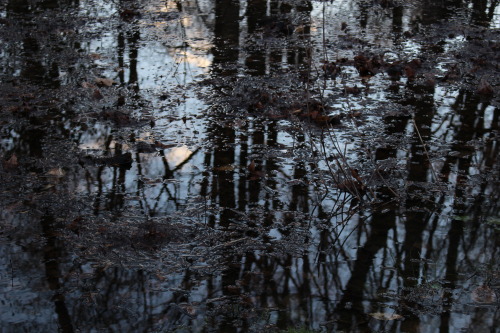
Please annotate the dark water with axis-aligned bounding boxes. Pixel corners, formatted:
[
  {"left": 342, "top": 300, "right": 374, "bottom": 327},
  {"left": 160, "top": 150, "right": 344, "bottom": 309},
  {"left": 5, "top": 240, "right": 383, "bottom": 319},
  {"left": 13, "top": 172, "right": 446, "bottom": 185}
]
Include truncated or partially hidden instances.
[{"left": 1, "top": 0, "right": 499, "bottom": 332}]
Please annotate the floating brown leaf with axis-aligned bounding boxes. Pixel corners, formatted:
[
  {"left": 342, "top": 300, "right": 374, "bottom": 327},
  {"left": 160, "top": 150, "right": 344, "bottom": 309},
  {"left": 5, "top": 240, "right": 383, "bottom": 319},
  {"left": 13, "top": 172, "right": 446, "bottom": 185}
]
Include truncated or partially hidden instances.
[
  {"left": 471, "top": 285, "right": 497, "bottom": 304},
  {"left": 248, "top": 160, "right": 256, "bottom": 173},
  {"left": 93, "top": 89, "right": 104, "bottom": 100},
  {"left": 423, "top": 73, "right": 436, "bottom": 88},
  {"left": 248, "top": 160, "right": 265, "bottom": 179},
  {"left": 68, "top": 217, "right": 83, "bottom": 235},
  {"left": 294, "top": 25, "right": 306, "bottom": 34},
  {"left": 95, "top": 77, "right": 115, "bottom": 87},
  {"left": 309, "top": 110, "right": 319, "bottom": 120},
  {"left": 322, "top": 61, "right": 340, "bottom": 79},
  {"left": 46, "top": 167, "right": 65, "bottom": 177},
  {"left": 214, "top": 164, "right": 235, "bottom": 172},
  {"left": 81, "top": 81, "right": 95, "bottom": 89},
  {"left": 369, "top": 312, "right": 403, "bottom": 321},
  {"left": 344, "top": 86, "right": 361, "bottom": 95},
  {"left": 3, "top": 154, "right": 18, "bottom": 170},
  {"left": 354, "top": 54, "right": 383, "bottom": 77},
  {"left": 443, "top": 64, "right": 460, "bottom": 82},
  {"left": 407, "top": 58, "right": 422, "bottom": 68},
  {"left": 179, "top": 304, "right": 197, "bottom": 317},
  {"left": 404, "top": 65, "right": 416, "bottom": 80},
  {"left": 386, "top": 62, "right": 404, "bottom": 81},
  {"left": 89, "top": 53, "right": 101, "bottom": 60},
  {"left": 351, "top": 168, "right": 363, "bottom": 183},
  {"left": 477, "top": 78, "right": 494, "bottom": 96},
  {"left": 102, "top": 110, "right": 134, "bottom": 126}
]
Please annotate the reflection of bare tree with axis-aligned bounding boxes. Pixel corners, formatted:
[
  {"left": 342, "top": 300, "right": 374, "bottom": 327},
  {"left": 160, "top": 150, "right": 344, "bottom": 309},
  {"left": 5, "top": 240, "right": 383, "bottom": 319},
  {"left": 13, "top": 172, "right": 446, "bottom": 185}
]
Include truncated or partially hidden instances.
[
  {"left": 117, "top": 0, "right": 141, "bottom": 97},
  {"left": 3, "top": 0, "right": 500, "bottom": 331},
  {"left": 434, "top": 90, "right": 499, "bottom": 331},
  {"left": 130, "top": 146, "right": 202, "bottom": 217},
  {"left": 40, "top": 214, "right": 75, "bottom": 333},
  {"left": 0, "top": 1, "right": 83, "bottom": 330},
  {"left": 86, "top": 0, "right": 500, "bottom": 329}
]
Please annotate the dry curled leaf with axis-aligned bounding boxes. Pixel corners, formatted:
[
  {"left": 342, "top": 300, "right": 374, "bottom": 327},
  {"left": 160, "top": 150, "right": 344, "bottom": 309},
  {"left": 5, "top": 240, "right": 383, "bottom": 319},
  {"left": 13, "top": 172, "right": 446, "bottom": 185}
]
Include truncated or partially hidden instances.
[
  {"left": 248, "top": 160, "right": 256, "bottom": 173},
  {"left": 93, "top": 89, "right": 104, "bottom": 100},
  {"left": 344, "top": 85, "right": 361, "bottom": 95},
  {"left": 214, "top": 164, "right": 235, "bottom": 172},
  {"left": 294, "top": 25, "right": 305, "bottom": 34},
  {"left": 476, "top": 78, "right": 494, "bottom": 96},
  {"left": 369, "top": 312, "right": 403, "bottom": 320},
  {"left": 179, "top": 304, "right": 197, "bottom": 317},
  {"left": 81, "top": 81, "right": 95, "bottom": 89},
  {"left": 46, "top": 167, "right": 65, "bottom": 177},
  {"left": 471, "top": 285, "right": 497, "bottom": 304},
  {"left": 89, "top": 53, "right": 101, "bottom": 60},
  {"left": 248, "top": 160, "right": 265, "bottom": 179},
  {"left": 3, "top": 154, "right": 18, "bottom": 170},
  {"left": 95, "top": 77, "right": 115, "bottom": 87},
  {"left": 351, "top": 168, "right": 363, "bottom": 183}
]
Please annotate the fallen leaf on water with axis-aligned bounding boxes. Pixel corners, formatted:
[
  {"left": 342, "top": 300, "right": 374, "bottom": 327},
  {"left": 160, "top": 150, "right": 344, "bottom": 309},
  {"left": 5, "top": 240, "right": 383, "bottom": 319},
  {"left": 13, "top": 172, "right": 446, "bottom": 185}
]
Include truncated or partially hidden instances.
[
  {"left": 248, "top": 160, "right": 256, "bottom": 173},
  {"left": 423, "top": 73, "right": 436, "bottom": 88},
  {"left": 351, "top": 168, "right": 363, "bottom": 183},
  {"left": 471, "top": 285, "right": 497, "bottom": 304},
  {"left": 354, "top": 54, "right": 383, "bottom": 77},
  {"left": 155, "top": 273, "right": 166, "bottom": 281},
  {"left": 3, "top": 154, "right": 18, "bottom": 170},
  {"left": 40, "top": 184, "right": 55, "bottom": 191},
  {"left": 179, "top": 304, "right": 197, "bottom": 317},
  {"left": 67, "top": 217, "right": 83, "bottom": 235},
  {"left": 102, "top": 110, "right": 134, "bottom": 126},
  {"left": 214, "top": 164, "right": 235, "bottom": 172},
  {"left": 294, "top": 25, "right": 305, "bottom": 34},
  {"left": 93, "top": 89, "right": 104, "bottom": 100},
  {"left": 95, "top": 77, "right": 115, "bottom": 87},
  {"left": 248, "top": 160, "right": 265, "bottom": 179},
  {"left": 81, "top": 81, "right": 95, "bottom": 89},
  {"left": 369, "top": 312, "right": 403, "bottom": 320},
  {"left": 476, "top": 78, "right": 494, "bottom": 96},
  {"left": 322, "top": 61, "right": 341, "bottom": 79},
  {"left": 89, "top": 53, "right": 101, "bottom": 60},
  {"left": 404, "top": 65, "right": 416, "bottom": 80},
  {"left": 344, "top": 85, "right": 361, "bottom": 95},
  {"left": 407, "top": 58, "right": 422, "bottom": 68},
  {"left": 46, "top": 167, "right": 65, "bottom": 177}
]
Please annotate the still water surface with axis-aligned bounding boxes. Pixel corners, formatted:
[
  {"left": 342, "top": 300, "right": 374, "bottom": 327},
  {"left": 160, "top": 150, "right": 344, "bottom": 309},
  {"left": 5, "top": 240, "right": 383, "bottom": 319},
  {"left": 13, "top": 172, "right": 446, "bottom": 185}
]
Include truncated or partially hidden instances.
[{"left": 0, "top": 0, "right": 499, "bottom": 331}]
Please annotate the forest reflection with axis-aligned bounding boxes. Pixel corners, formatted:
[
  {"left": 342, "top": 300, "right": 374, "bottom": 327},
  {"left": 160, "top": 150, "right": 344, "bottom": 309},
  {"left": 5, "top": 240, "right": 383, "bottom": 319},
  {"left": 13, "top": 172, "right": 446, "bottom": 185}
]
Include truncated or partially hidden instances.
[{"left": 0, "top": 0, "right": 499, "bottom": 332}]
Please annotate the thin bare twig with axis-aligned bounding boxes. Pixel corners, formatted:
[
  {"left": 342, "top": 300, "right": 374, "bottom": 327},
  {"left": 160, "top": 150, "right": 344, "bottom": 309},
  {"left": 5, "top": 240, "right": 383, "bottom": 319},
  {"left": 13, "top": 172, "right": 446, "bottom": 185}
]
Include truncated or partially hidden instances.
[{"left": 411, "top": 115, "right": 438, "bottom": 181}]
